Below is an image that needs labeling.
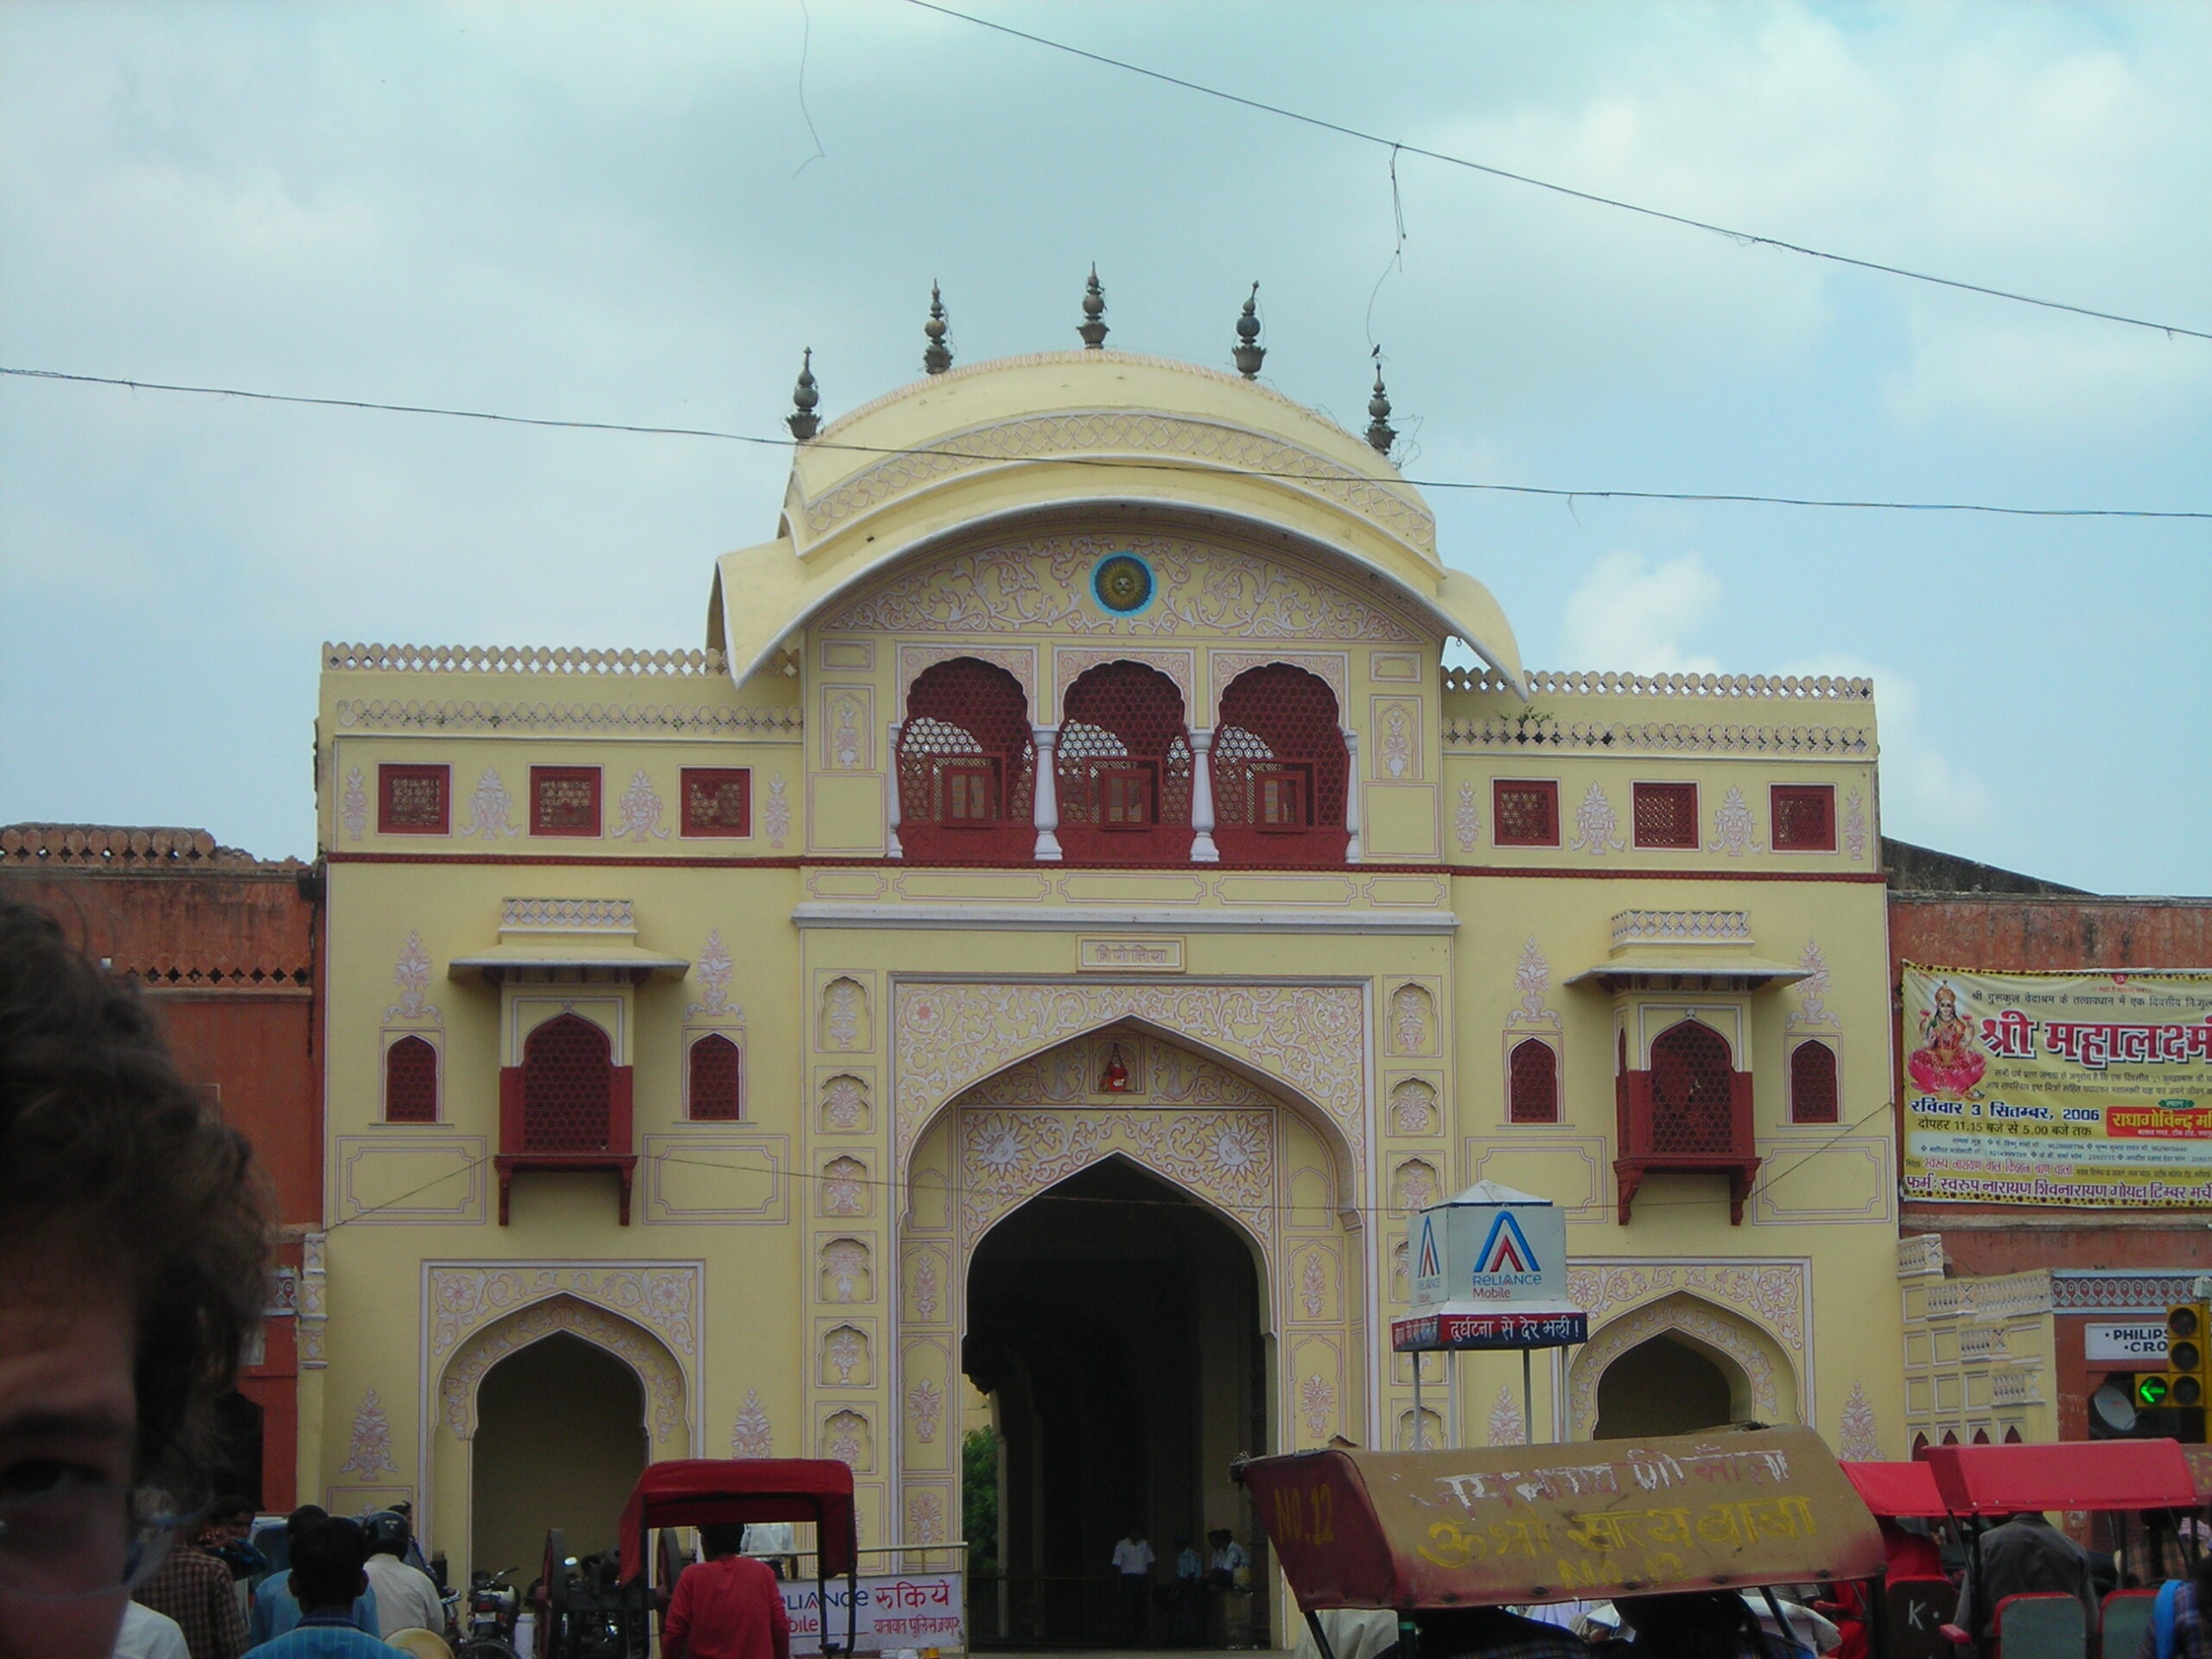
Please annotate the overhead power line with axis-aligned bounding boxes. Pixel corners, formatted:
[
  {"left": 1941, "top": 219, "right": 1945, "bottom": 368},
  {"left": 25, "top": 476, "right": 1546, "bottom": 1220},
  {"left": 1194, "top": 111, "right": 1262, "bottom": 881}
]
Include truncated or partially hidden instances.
[
  {"left": 8, "top": 365, "right": 2206, "bottom": 520},
  {"left": 904, "top": 0, "right": 2212, "bottom": 346}
]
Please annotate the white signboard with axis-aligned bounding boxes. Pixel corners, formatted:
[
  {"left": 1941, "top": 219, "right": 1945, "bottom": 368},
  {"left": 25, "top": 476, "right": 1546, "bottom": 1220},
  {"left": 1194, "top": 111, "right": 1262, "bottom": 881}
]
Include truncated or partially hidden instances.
[
  {"left": 2085, "top": 1320, "right": 2170, "bottom": 1363},
  {"left": 785, "top": 1571, "right": 964, "bottom": 1653},
  {"left": 1396, "top": 1180, "right": 1586, "bottom": 1351}
]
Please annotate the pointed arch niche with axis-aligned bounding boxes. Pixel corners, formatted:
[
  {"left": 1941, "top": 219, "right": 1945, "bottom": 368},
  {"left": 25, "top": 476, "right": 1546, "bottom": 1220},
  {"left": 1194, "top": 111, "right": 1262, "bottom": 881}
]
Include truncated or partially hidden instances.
[
  {"left": 889, "top": 1001, "right": 1371, "bottom": 1583},
  {"left": 1566, "top": 1291, "right": 1798, "bottom": 1441}
]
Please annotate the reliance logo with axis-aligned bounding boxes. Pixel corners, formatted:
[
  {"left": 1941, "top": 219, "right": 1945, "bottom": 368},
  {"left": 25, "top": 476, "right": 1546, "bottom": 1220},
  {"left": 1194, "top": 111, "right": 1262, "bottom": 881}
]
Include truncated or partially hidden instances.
[
  {"left": 1415, "top": 1217, "right": 1442, "bottom": 1281},
  {"left": 1467, "top": 1210, "right": 1545, "bottom": 1298}
]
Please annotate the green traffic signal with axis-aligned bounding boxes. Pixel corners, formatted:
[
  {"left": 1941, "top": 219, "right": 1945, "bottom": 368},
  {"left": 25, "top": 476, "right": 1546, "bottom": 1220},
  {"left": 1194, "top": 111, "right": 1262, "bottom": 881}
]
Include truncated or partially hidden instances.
[{"left": 2140, "top": 1375, "right": 2172, "bottom": 1408}]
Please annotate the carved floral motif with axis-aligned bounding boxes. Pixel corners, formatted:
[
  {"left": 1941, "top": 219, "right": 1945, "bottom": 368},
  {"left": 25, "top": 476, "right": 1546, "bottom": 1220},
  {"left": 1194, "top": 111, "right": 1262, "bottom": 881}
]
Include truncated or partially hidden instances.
[
  {"left": 822, "top": 1239, "right": 871, "bottom": 1304},
  {"left": 1509, "top": 939, "right": 1557, "bottom": 1029},
  {"left": 907, "top": 1378, "right": 945, "bottom": 1443},
  {"left": 824, "top": 1326, "right": 868, "bottom": 1385},
  {"left": 1487, "top": 1385, "right": 1525, "bottom": 1447},
  {"left": 428, "top": 1264, "right": 698, "bottom": 1364},
  {"left": 340, "top": 1389, "right": 397, "bottom": 1477},
  {"left": 1389, "top": 1079, "right": 1439, "bottom": 1135},
  {"left": 616, "top": 769, "right": 671, "bottom": 842},
  {"left": 956, "top": 1108, "right": 1274, "bottom": 1247},
  {"left": 822, "top": 1074, "right": 868, "bottom": 1131},
  {"left": 1707, "top": 785, "right": 1764, "bottom": 857},
  {"left": 439, "top": 1294, "right": 686, "bottom": 1447},
  {"left": 822, "top": 1157, "right": 868, "bottom": 1217},
  {"left": 731, "top": 1389, "right": 772, "bottom": 1458},
  {"left": 1564, "top": 1262, "right": 1807, "bottom": 1353},
  {"left": 688, "top": 930, "right": 740, "bottom": 1021},
  {"left": 1454, "top": 780, "right": 1480, "bottom": 853},
  {"left": 1300, "top": 1252, "right": 1328, "bottom": 1319},
  {"left": 458, "top": 766, "right": 519, "bottom": 839},
  {"left": 1300, "top": 1374, "right": 1336, "bottom": 1442},
  {"left": 387, "top": 931, "right": 441, "bottom": 1024},
  {"left": 1569, "top": 782, "right": 1624, "bottom": 855},
  {"left": 342, "top": 766, "right": 368, "bottom": 842},
  {"left": 823, "top": 535, "right": 1424, "bottom": 643},
  {"left": 1839, "top": 1381, "right": 1881, "bottom": 1461},
  {"left": 893, "top": 983, "right": 1366, "bottom": 1169},
  {"left": 764, "top": 775, "right": 791, "bottom": 849},
  {"left": 823, "top": 1410, "right": 869, "bottom": 1470},
  {"left": 1389, "top": 984, "right": 1434, "bottom": 1055},
  {"left": 1380, "top": 706, "right": 1414, "bottom": 779},
  {"left": 1844, "top": 789, "right": 1869, "bottom": 861},
  {"left": 912, "top": 1254, "right": 939, "bottom": 1321},
  {"left": 1788, "top": 940, "right": 1834, "bottom": 1031}
]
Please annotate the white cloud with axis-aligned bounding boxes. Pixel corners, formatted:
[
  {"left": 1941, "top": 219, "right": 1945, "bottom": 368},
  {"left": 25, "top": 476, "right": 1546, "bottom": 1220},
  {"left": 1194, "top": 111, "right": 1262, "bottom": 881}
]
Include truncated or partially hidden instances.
[{"left": 1559, "top": 550, "right": 1723, "bottom": 673}]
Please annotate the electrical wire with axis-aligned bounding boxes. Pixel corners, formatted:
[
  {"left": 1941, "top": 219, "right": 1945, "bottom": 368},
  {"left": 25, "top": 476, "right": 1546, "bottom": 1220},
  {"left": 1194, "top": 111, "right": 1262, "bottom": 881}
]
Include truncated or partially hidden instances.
[
  {"left": 8, "top": 365, "right": 2205, "bottom": 521},
  {"left": 903, "top": 0, "right": 2212, "bottom": 345}
]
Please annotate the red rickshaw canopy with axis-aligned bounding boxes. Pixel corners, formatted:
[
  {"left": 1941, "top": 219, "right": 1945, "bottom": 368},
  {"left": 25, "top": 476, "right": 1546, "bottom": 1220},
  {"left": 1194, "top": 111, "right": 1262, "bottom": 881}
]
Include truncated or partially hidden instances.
[
  {"left": 1840, "top": 1461, "right": 1947, "bottom": 1519},
  {"left": 1923, "top": 1440, "right": 2196, "bottom": 1516},
  {"left": 1238, "top": 1427, "right": 1883, "bottom": 1612},
  {"left": 617, "top": 1459, "right": 859, "bottom": 1583}
]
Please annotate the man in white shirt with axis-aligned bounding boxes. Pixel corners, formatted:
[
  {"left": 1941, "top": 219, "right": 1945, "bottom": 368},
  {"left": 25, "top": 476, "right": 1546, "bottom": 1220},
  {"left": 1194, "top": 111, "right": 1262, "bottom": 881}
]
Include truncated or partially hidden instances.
[
  {"left": 1110, "top": 1523, "right": 1154, "bottom": 1644},
  {"left": 360, "top": 1512, "right": 445, "bottom": 1637},
  {"left": 112, "top": 1603, "right": 191, "bottom": 1659}
]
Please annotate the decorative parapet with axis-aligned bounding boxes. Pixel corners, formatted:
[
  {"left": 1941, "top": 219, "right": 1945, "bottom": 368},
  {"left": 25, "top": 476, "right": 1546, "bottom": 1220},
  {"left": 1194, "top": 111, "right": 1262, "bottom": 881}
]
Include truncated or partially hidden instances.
[
  {"left": 1960, "top": 1325, "right": 2011, "bottom": 1360},
  {"left": 0, "top": 823, "right": 304, "bottom": 871},
  {"left": 1924, "top": 1271, "right": 2055, "bottom": 1321},
  {"left": 1441, "top": 716, "right": 1872, "bottom": 756},
  {"left": 1897, "top": 1234, "right": 1948, "bottom": 1280},
  {"left": 1443, "top": 668, "right": 1873, "bottom": 701},
  {"left": 326, "top": 642, "right": 729, "bottom": 676},
  {"left": 504, "top": 898, "right": 635, "bottom": 933},
  {"left": 331, "top": 700, "right": 801, "bottom": 736},
  {"left": 2050, "top": 1271, "right": 2209, "bottom": 1313},
  {"left": 1611, "top": 910, "right": 1752, "bottom": 948},
  {"left": 1991, "top": 1367, "right": 2044, "bottom": 1406}
]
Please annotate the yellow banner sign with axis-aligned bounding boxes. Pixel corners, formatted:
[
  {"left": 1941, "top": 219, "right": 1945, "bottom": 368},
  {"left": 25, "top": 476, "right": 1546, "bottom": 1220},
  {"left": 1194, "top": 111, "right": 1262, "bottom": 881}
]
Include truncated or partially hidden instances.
[{"left": 1902, "top": 964, "right": 2212, "bottom": 1206}]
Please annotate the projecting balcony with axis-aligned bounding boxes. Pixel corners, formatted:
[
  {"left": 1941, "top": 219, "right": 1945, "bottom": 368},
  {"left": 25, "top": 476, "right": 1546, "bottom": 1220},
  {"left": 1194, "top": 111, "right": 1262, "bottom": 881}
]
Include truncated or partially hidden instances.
[
  {"left": 493, "top": 1013, "right": 638, "bottom": 1225},
  {"left": 1613, "top": 1026, "right": 1759, "bottom": 1226}
]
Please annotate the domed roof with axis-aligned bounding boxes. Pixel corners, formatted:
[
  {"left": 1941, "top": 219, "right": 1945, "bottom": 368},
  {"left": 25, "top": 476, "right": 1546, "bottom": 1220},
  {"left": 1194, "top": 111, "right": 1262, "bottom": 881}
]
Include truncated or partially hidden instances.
[{"left": 712, "top": 350, "right": 1521, "bottom": 689}]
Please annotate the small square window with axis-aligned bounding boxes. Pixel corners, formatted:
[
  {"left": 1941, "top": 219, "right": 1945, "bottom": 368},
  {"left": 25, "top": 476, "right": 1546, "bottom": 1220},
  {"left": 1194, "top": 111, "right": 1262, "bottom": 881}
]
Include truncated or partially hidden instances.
[
  {"left": 938, "top": 760, "right": 1000, "bottom": 826},
  {"left": 1771, "top": 785, "right": 1837, "bottom": 852},
  {"left": 531, "top": 766, "right": 602, "bottom": 836},
  {"left": 680, "top": 767, "right": 751, "bottom": 837},
  {"left": 1492, "top": 779, "right": 1560, "bottom": 847},
  {"left": 1253, "top": 766, "right": 1313, "bottom": 830},
  {"left": 378, "top": 764, "right": 450, "bottom": 835},
  {"left": 1096, "top": 765, "right": 1156, "bottom": 830},
  {"left": 1633, "top": 783, "right": 1699, "bottom": 849}
]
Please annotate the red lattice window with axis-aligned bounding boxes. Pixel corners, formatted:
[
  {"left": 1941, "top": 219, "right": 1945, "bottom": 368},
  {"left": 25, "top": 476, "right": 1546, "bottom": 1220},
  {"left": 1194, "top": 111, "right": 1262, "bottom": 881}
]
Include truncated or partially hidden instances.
[
  {"left": 897, "top": 658, "right": 1035, "bottom": 861},
  {"left": 1055, "top": 662, "right": 1192, "bottom": 862},
  {"left": 1633, "top": 783, "right": 1699, "bottom": 849},
  {"left": 1648, "top": 1020, "right": 1736, "bottom": 1154},
  {"left": 378, "top": 765, "right": 450, "bottom": 835},
  {"left": 531, "top": 766, "right": 602, "bottom": 837},
  {"left": 1509, "top": 1039, "right": 1560, "bottom": 1124},
  {"left": 384, "top": 1035, "right": 439, "bottom": 1122},
  {"left": 681, "top": 768, "right": 751, "bottom": 837},
  {"left": 687, "top": 1033, "right": 742, "bottom": 1121},
  {"left": 1789, "top": 1039, "right": 1839, "bottom": 1123},
  {"left": 521, "top": 1013, "right": 613, "bottom": 1151},
  {"left": 1771, "top": 785, "right": 1836, "bottom": 852},
  {"left": 1213, "top": 664, "right": 1349, "bottom": 862},
  {"left": 1494, "top": 780, "right": 1560, "bottom": 847}
]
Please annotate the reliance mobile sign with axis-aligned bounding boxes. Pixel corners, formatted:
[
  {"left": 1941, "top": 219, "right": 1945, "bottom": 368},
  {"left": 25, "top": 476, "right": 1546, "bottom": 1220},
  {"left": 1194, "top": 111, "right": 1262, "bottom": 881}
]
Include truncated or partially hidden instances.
[{"left": 1397, "top": 1180, "right": 1587, "bottom": 1352}]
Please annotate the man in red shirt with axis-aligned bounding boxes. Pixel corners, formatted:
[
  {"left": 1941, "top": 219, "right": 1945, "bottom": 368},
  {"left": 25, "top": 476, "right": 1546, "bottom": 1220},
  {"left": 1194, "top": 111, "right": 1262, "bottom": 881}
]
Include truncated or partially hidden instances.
[{"left": 664, "top": 1527, "right": 792, "bottom": 1659}]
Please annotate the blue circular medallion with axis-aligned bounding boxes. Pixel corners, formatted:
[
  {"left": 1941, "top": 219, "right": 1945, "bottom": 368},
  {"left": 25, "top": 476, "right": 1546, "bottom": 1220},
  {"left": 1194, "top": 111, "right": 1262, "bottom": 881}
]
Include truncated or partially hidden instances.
[{"left": 1092, "top": 553, "right": 1155, "bottom": 615}]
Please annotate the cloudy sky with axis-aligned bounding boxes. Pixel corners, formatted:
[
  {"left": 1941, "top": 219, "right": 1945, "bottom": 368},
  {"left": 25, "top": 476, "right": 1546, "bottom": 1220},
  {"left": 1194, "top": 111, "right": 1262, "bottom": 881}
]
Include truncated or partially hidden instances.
[{"left": 3, "top": 1, "right": 2206, "bottom": 893}]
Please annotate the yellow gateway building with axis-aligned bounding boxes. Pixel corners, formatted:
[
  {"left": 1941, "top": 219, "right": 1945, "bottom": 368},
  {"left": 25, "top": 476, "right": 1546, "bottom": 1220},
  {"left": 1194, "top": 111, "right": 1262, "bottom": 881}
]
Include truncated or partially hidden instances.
[{"left": 310, "top": 331, "right": 1903, "bottom": 1630}]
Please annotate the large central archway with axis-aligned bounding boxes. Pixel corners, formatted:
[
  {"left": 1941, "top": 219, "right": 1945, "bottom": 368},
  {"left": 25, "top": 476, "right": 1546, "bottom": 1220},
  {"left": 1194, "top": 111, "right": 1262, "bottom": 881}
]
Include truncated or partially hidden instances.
[{"left": 965, "top": 1160, "right": 1262, "bottom": 1646}]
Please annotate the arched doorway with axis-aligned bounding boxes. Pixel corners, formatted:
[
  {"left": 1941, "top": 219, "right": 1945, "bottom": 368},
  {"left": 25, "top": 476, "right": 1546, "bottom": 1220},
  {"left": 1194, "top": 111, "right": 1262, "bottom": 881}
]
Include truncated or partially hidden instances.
[
  {"left": 963, "top": 1160, "right": 1262, "bottom": 1646},
  {"left": 1593, "top": 1332, "right": 1743, "bottom": 1439},
  {"left": 471, "top": 1332, "right": 649, "bottom": 1573}
]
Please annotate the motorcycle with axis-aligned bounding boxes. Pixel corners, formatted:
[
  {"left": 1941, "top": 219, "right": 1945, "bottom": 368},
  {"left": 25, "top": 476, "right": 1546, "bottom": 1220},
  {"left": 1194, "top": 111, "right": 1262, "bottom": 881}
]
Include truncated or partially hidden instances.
[{"left": 455, "top": 1566, "right": 523, "bottom": 1658}]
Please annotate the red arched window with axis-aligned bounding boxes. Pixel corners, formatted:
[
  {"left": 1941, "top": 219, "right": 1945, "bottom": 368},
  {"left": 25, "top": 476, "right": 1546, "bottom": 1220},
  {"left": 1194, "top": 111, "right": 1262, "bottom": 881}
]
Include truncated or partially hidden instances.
[
  {"left": 1911, "top": 1433, "right": 1930, "bottom": 1459},
  {"left": 384, "top": 1035, "right": 438, "bottom": 1123},
  {"left": 1942, "top": 1430, "right": 1960, "bottom": 1446},
  {"left": 1972, "top": 1427, "right": 1991, "bottom": 1445},
  {"left": 521, "top": 1014, "right": 613, "bottom": 1152},
  {"left": 896, "top": 658, "right": 1035, "bottom": 861},
  {"left": 1509, "top": 1039, "right": 1560, "bottom": 1124},
  {"left": 688, "top": 1033, "right": 742, "bottom": 1121},
  {"left": 2003, "top": 1426, "right": 2023, "bottom": 1444},
  {"left": 1790, "top": 1040, "right": 1839, "bottom": 1123},
  {"left": 1211, "top": 664, "right": 1351, "bottom": 863},
  {"left": 1649, "top": 1020, "right": 1737, "bottom": 1154},
  {"left": 1055, "top": 662, "right": 1192, "bottom": 862}
]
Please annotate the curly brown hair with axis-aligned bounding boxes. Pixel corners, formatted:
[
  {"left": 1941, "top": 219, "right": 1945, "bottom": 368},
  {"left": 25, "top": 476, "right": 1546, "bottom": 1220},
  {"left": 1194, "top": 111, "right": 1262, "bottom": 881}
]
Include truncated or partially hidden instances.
[{"left": 0, "top": 899, "right": 272, "bottom": 1492}]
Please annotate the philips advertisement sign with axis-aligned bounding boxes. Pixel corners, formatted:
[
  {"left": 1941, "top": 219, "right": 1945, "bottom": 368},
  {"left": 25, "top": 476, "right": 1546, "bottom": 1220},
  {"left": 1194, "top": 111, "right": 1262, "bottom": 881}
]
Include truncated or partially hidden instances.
[{"left": 1398, "top": 1180, "right": 1587, "bottom": 1352}]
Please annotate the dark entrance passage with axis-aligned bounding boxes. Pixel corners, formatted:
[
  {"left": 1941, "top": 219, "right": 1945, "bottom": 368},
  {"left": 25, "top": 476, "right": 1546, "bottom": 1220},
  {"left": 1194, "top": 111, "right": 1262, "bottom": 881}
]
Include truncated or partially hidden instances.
[
  {"left": 963, "top": 1160, "right": 1264, "bottom": 1647},
  {"left": 1593, "top": 1332, "right": 1743, "bottom": 1440}
]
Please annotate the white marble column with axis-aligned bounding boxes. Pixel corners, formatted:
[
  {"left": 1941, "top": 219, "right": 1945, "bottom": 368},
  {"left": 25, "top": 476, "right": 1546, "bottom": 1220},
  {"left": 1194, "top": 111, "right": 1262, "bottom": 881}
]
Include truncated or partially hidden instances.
[
  {"left": 1189, "top": 727, "right": 1221, "bottom": 862},
  {"left": 884, "top": 721, "right": 904, "bottom": 858},
  {"left": 1031, "top": 725, "right": 1064, "bottom": 861},
  {"left": 1343, "top": 728, "right": 1362, "bottom": 862}
]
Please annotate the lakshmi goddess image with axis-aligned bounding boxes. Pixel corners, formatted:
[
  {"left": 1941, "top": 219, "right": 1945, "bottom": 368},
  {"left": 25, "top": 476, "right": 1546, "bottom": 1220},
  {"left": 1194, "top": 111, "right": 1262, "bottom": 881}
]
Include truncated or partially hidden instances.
[{"left": 1909, "top": 982, "right": 1988, "bottom": 1099}]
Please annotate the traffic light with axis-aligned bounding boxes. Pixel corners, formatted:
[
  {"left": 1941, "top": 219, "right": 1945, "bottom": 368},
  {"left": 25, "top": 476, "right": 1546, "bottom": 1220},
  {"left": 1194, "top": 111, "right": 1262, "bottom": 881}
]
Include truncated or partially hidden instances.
[{"left": 2145, "top": 1304, "right": 2212, "bottom": 1428}]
